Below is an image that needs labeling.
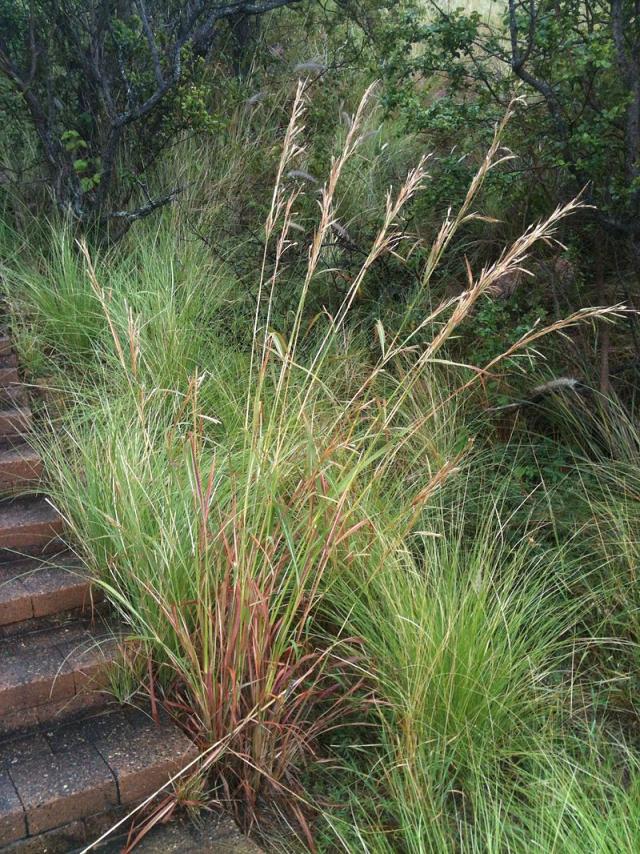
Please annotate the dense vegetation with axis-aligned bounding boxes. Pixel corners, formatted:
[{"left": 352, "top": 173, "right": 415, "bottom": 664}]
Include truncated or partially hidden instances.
[{"left": 1, "top": 2, "right": 640, "bottom": 850}]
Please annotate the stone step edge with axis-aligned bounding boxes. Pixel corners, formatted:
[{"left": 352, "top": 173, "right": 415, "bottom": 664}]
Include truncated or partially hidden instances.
[
  {"left": 0, "top": 409, "right": 32, "bottom": 438},
  {"left": 0, "top": 498, "right": 64, "bottom": 553},
  {"left": 0, "top": 622, "right": 120, "bottom": 731},
  {"left": 0, "top": 555, "right": 102, "bottom": 632},
  {"left": 0, "top": 448, "right": 43, "bottom": 492},
  {"left": 0, "top": 707, "right": 198, "bottom": 847},
  {"left": 0, "top": 368, "right": 18, "bottom": 388}
]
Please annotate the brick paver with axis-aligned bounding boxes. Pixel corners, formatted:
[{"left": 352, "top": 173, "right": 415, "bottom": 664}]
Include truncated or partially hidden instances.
[
  {"left": 0, "top": 450, "right": 42, "bottom": 492},
  {"left": 0, "top": 774, "right": 24, "bottom": 846},
  {"left": 9, "top": 742, "right": 117, "bottom": 835}
]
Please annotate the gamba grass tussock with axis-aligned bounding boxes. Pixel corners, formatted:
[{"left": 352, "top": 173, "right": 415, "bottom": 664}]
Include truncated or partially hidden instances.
[{"left": 15, "top": 84, "right": 626, "bottom": 848}]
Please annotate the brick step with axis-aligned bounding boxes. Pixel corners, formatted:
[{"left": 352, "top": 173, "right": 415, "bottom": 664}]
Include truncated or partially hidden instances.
[
  {"left": 0, "top": 707, "right": 197, "bottom": 850},
  {"left": 0, "top": 620, "right": 119, "bottom": 737},
  {"left": 0, "top": 388, "right": 26, "bottom": 409},
  {"left": 0, "top": 448, "right": 42, "bottom": 492},
  {"left": 0, "top": 553, "right": 102, "bottom": 635},
  {"left": 0, "top": 409, "right": 32, "bottom": 440},
  {"left": 0, "top": 369, "right": 18, "bottom": 389},
  {"left": 0, "top": 355, "right": 16, "bottom": 370},
  {"left": 0, "top": 498, "right": 63, "bottom": 555}
]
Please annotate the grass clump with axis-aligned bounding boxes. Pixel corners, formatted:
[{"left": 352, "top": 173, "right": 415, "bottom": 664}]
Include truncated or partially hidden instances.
[{"left": 4, "top": 83, "right": 639, "bottom": 851}]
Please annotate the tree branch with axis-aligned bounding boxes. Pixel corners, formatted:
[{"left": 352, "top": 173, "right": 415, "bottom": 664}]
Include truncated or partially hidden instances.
[
  {"left": 508, "top": 0, "right": 568, "bottom": 141},
  {"left": 136, "top": 0, "right": 164, "bottom": 89},
  {"left": 107, "top": 187, "right": 183, "bottom": 222}
]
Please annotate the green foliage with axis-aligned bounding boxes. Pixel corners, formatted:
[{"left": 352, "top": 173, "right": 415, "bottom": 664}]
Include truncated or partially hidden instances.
[
  {"left": 378, "top": 1, "right": 638, "bottom": 243},
  {"left": 2, "top": 5, "right": 640, "bottom": 849},
  {"left": 465, "top": 296, "right": 548, "bottom": 362}
]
